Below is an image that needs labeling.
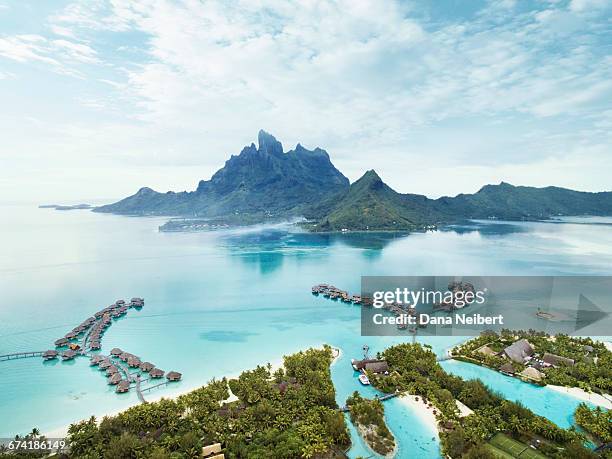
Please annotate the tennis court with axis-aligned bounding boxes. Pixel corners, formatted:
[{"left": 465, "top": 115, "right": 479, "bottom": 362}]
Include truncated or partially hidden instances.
[{"left": 489, "top": 433, "right": 548, "bottom": 459}]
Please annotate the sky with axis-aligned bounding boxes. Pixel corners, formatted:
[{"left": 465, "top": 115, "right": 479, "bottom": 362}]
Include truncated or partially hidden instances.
[{"left": 0, "top": 0, "right": 611, "bottom": 203}]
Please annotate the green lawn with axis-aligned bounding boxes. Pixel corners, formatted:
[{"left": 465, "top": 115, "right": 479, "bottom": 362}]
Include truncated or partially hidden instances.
[{"left": 489, "top": 433, "right": 548, "bottom": 459}]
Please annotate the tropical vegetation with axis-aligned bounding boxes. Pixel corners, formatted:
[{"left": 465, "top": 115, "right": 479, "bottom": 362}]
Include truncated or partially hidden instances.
[
  {"left": 453, "top": 330, "right": 612, "bottom": 393},
  {"left": 345, "top": 391, "right": 395, "bottom": 456},
  {"left": 9, "top": 346, "right": 349, "bottom": 458},
  {"left": 368, "top": 342, "right": 598, "bottom": 458},
  {"left": 574, "top": 403, "right": 612, "bottom": 444}
]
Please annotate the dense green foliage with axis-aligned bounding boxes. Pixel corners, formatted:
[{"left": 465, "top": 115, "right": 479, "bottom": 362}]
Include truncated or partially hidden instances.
[
  {"left": 454, "top": 330, "right": 612, "bottom": 393},
  {"left": 575, "top": 403, "right": 612, "bottom": 443},
  {"left": 345, "top": 391, "right": 395, "bottom": 456},
  {"left": 369, "top": 343, "right": 596, "bottom": 458},
  {"left": 62, "top": 346, "right": 349, "bottom": 458}
]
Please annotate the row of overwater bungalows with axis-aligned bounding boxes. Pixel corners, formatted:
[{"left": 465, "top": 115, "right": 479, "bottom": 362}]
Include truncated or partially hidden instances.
[{"left": 45, "top": 298, "right": 145, "bottom": 360}]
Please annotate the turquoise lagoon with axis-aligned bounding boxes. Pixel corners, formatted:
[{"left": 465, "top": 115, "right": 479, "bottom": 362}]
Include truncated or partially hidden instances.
[{"left": 1, "top": 205, "right": 612, "bottom": 458}]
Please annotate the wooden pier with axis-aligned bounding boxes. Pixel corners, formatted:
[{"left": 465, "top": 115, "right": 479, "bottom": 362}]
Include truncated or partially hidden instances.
[
  {"left": 339, "top": 392, "right": 400, "bottom": 412},
  {"left": 0, "top": 351, "right": 44, "bottom": 362}
]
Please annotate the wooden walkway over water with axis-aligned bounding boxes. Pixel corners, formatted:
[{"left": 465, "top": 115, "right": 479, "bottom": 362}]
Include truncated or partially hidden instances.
[
  {"left": 0, "top": 351, "right": 44, "bottom": 362},
  {"left": 339, "top": 392, "right": 400, "bottom": 412}
]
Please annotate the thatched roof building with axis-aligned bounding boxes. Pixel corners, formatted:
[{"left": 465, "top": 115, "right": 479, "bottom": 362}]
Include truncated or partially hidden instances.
[
  {"left": 127, "top": 356, "right": 142, "bottom": 367},
  {"left": 54, "top": 338, "right": 69, "bottom": 347},
  {"left": 90, "top": 355, "right": 103, "bottom": 365},
  {"left": 116, "top": 380, "right": 130, "bottom": 393},
  {"left": 166, "top": 371, "right": 182, "bottom": 381},
  {"left": 140, "top": 362, "right": 154, "bottom": 372},
  {"left": 62, "top": 350, "right": 76, "bottom": 360},
  {"left": 519, "top": 367, "right": 545, "bottom": 382},
  {"left": 543, "top": 353, "right": 574, "bottom": 367},
  {"left": 150, "top": 368, "right": 165, "bottom": 379},
  {"left": 99, "top": 359, "right": 112, "bottom": 369},
  {"left": 499, "top": 363, "right": 515, "bottom": 374},
  {"left": 503, "top": 339, "right": 534, "bottom": 363},
  {"left": 106, "top": 366, "right": 119, "bottom": 376},
  {"left": 110, "top": 348, "right": 122, "bottom": 356},
  {"left": 108, "top": 373, "right": 122, "bottom": 385},
  {"left": 42, "top": 350, "right": 58, "bottom": 360},
  {"left": 364, "top": 361, "right": 389, "bottom": 374}
]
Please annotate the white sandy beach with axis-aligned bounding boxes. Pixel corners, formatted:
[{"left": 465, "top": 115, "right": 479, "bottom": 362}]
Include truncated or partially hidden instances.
[
  {"left": 547, "top": 385, "right": 612, "bottom": 410},
  {"left": 396, "top": 394, "right": 440, "bottom": 436}
]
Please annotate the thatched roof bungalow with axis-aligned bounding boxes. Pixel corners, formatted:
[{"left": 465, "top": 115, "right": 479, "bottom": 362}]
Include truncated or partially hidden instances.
[
  {"left": 519, "top": 367, "right": 545, "bottom": 382},
  {"left": 116, "top": 380, "right": 130, "bottom": 393},
  {"left": 503, "top": 339, "right": 534, "bottom": 363},
  {"left": 127, "top": 356, "right": 142, "bottom": 368},
  {"left": 62, "top": 350, "right": 76, "bottom": 360},
  {"left": 110, "top": 348, "right": 122, "bottom": 356},
  {"left": 140, "top": 362, "right": 154, "bottom": 372},
  {"left": 364, "top": 361, "right": 389, "bottom": 374},
  {"left": 166, "top": 371, "right": 182, "bottom": 381},
  {"left": 543, "top": 353, "right": 575, "bottom": 367},
  {"left": 106, "top": 366, "right": 119, "bottom": 376},
  {"left": 42, "top": 350, "right": 58, "bottom": 360},
  {"left": 54, "top": 338, "right": 69, "bottom": 347},
  {"left": 90, "top": 355, "right": 103, "bottom": 365},
  {"left": 499, "top": 363, "right": 515, "bottom": 375},
  {"left": 99, "top": 359, "right": 112, "bottom": 369},
  {"left": 108, "top": 373, "right": 122, "bottom": 385},
  {"left": 150, "top": 368, "right": 165, "bottom": 379}
]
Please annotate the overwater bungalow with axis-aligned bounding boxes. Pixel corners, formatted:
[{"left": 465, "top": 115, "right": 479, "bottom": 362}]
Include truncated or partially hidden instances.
[
  {"left": 140, "top": 362, "right": 154, "bottom": 372},
  {"left": 106, "top": 366, "right": 119, "bottom": 376},
  {"left": 62, "top": 350, "right": 76, "bottom": 360},
  {"left": 127, "top": 356, "right": 141, "bottom": 368},
  {"left": 89, "top": 341, "right": 101, "bottom": 350},
  {"left": 108, "top": 373, "right": 122, "bottom": 385},
  {"left": 99, "top": 359, "right": 112, "bottom": 370},
  {"left": 54, "top": 338, "right": 69, "bottom": 347},
  {"left": 118, "top": 352, "right": 131, "bottom": 361},
  {"left": 90, "top": 355, "right": 104, "bottom": 365},
  {"left": 64, "top": 331, "right": 78, "bottom": 340},
  {"left": 115, "top": 299, "right": 126, "bottom": 306},
  {"left": 150, "top": 368, "right": 165, "bottom": 379},
  {"left": 116, "top": 380, "right": 130, "bottom": 393},
  {"left": 166, "top": 371, "right": 182, "bottom": 381},
  {"left": 42, "top": 350, "right": 58, "bottom": 360},
  {"left": 110, "top": 348, "right": 122, "bottom": 356}
]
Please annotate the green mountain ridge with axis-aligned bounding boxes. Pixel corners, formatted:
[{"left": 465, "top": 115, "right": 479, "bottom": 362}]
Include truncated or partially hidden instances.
[{"left": 94, "top": 131, "right": 612, "bottom": 231}]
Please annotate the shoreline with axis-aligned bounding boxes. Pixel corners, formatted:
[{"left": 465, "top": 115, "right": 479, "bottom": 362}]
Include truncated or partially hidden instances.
[
  {"left": 44, "top": 345, "right": 341, "bottom": 438},
  {"left": 396, "top": 394, "right": 439, "bottom": 436},
  {"left": 547, "top": 385, "right": 612, "bottom": 410}
]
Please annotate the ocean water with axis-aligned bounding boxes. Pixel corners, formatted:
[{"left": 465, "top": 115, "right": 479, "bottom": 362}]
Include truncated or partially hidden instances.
[{"left": 1, "top": 205, "right": 611, "bottom": 458}]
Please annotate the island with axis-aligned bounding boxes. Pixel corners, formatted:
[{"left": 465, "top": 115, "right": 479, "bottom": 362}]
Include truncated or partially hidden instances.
[
  {"left": 367, "top": 343, "right": 597, "bottom": 458},
  {"left": 345, "top": 391, "right": 396, "bottom": 457},
  {"left": 48, "top": 346, "right": 350, "bottom": 458},
  {"left": 451, "top": 330, "right": 612, "bottom": 395},
  {"left": 93, "top": 131, "right": 612, "bottom": 233},
  {"left": 39, "top": 203, "right": 93, "bottom": 211}
]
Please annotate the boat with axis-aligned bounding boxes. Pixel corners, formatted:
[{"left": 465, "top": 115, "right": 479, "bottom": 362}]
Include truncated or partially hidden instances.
[{"left": 358, "top": 374, "right": 370, "bottom": 385}]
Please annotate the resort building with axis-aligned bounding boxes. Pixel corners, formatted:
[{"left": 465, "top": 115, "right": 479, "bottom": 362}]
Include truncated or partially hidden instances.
[
  {"left": 519, "top": 367, "right": 545, "bottom": 382},
  {"left": 166, "top": 371, "right": 182, "bottom": 381},
  {"left": 542, "top": 353, "right": 575, "bottom": 367},
  {"left": 503, "top": 339, "right": 534, "bottom": 363}
]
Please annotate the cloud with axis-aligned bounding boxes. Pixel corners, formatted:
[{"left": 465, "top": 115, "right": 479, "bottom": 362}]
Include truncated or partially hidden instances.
[{"left": 1, "top": 0, "right": 611, "bottom": 201}]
